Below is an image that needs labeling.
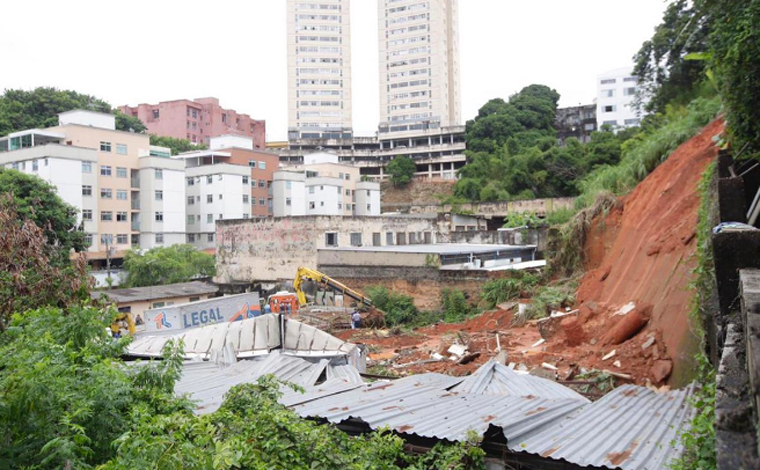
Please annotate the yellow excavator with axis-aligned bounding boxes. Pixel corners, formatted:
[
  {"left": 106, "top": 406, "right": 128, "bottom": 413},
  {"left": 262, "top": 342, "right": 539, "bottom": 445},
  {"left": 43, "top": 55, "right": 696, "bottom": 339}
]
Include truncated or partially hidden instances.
[
  {"left": 290, "top": 267, "right": 384, "bottom": 327},
  {"left": 293, "top": 266, "right": 375, "bottom": 308}
]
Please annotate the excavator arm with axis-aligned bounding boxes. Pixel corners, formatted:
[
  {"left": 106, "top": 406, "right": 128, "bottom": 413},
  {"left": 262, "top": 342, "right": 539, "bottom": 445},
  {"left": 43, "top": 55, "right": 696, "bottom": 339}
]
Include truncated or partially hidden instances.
[{"left": 293, "top": 266, "right": 374, "bottom": 308}]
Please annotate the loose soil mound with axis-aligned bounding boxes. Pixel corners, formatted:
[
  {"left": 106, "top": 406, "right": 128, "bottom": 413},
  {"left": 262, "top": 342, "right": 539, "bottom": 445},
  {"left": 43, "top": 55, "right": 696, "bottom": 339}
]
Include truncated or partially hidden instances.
[
  {"left": 381, "top": 180, "right": 455, "bottom": 206},
  {"left": 574, "top": 118, "right": 725, "bottom": 385}
]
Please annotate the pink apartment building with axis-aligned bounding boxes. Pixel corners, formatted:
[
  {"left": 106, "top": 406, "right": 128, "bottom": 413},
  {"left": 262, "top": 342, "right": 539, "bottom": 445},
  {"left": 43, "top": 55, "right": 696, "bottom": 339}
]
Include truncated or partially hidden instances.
[{"left": 119, "top": 97, "right": 265, "bottom": 148}]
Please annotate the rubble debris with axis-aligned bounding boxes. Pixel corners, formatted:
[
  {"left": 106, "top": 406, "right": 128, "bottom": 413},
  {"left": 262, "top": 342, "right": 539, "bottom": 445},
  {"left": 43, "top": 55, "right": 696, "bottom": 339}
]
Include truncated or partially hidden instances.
[
  {"left": 561, "top": 317, "right": 585, "bottom": 347},
  {"left": 613, "top": 360, "right": 622, "bottom": 368},
  {"left": 602, "top": 350, "right": 616, "bottom": 361},
  {"left": 531, "top": 338, "right": 546, "bottom": 348},
  {"left": 458, "top": 352, "right": 481, "bottom": 365},
  {"left": 495, "top": 350, "right": 509, "bottom": 365},
  {"left": 541, "top": 362, "right": 558, "bottom": 371},
  {"left": 602, "top": 305, "right": 650, "bottom": 345},
  {"left": 651, "top": 359, "right": 673, "bottom": 383},
  {"left": 641, "top": 335, "right": 656, "bottom": 349},
  {"left": 447, "top": 344, "right": 467, "bottom": 358},
  {"left": 613, "top": 302, "right": 636, "bottom": 316}
]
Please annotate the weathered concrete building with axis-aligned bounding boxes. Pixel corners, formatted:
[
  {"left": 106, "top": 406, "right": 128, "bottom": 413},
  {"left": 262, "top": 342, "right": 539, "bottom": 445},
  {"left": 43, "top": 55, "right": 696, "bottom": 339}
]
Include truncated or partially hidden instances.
[{"left": 215, "top": 215, "right": 444, "bottom": 285}]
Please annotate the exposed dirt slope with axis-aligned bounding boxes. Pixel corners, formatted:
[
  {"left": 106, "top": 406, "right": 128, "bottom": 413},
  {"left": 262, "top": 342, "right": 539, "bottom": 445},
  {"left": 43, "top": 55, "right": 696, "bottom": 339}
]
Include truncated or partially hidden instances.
[
  {"left": 574, "top": 118, "right": 724, "bottom": 385},
  {"left": 381, "top": 181, "right": 455, "bottom": 206}
]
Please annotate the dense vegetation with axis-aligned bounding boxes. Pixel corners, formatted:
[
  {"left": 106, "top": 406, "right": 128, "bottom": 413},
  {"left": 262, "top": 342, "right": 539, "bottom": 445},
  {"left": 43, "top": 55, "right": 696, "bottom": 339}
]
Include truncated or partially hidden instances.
[
  {"left": 149, "top": 134, "right": 208, "bottom": 156},
  {"left": 0, "top": 87, "right": 146, "bottom": 135},
  {"left": 122, "top": 244, "right": 216, "bottom": 287},
  {"left": 454, "top": 85, "right": 639, "bottom": 202},
  {"left": 385, "top": 155, "right": 416, "bottom": 187}
]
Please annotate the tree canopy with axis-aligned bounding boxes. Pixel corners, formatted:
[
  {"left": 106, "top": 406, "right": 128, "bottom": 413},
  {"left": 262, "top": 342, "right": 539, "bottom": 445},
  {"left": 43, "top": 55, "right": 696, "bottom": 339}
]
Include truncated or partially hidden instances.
[
  {"left": 0, "top": 168, "right": 87, "bottom": 263},
  {"left": 122, "top": 244, "right": 216, "bottom": 287},
  {"left": 0, "top": 87, "right": 145, "bottom": 135},
  {"left": 149, "top": 134, "right": 208, "bottom": 156},
  {"left": 385, "top": 155, "right": 416, "bottom": 187}
]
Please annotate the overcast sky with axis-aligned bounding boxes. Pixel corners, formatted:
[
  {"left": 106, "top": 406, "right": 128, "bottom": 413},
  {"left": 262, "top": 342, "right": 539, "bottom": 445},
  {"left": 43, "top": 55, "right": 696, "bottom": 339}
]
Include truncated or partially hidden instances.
[{"left": 0, "top": 0, "right": 667, "bottom": 141}]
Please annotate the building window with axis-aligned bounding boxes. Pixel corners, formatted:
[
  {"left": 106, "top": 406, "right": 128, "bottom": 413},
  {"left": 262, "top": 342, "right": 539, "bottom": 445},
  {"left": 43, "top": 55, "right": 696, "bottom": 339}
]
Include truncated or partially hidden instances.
[
  {"left": 187, "top": 177, "right": 195, "bottom": 186},
  {"left": 207, "top": 195, "right": 213, "bottom": 203},
  {"left": 155, "top": 169, "right": 163, "bottom": 179},
  {"left": 155, "top": 233, "right": 164, "bottom": 244},
  {"left": 116, "top": 144, "right": 127, "bottom": 155},
  {"left": 624, "top": 118, "right": 641, "bottom": 126},
  {"left": 242, "top": 176, "right": 249, "bottom": 185},
  {"left": 386, "top": 232, "right": 394, "bottom": 245},
  {"left": 100, "top": 211, "right": 113, "bottom": 222},
  {"left": 338, "top": 203, "right": 342, "bottom": 209},
  {"left": 82, "top": 209, "right": 93, "bottom": 221},
  {"left": 258, "top": 180, "right": 266, "bottom": 188},
  {"left": 350, "top": 233, "right": 362, "bottom": 247},
  {"left": 82, "top": 161, "right": 92, "bottom": 173},
  {"left": 100, "top": 141, "right": 111, "bottom": 152},
  {"left": 248, "top": 160, "right": 257, "bottom": 167},
  {"left": 258, "top": 161, "right": 266, "bottom": 170},
  {"left": 251, "top": 198, "right": 257, "bottom": 206},
  {"left": 101, "top": 188, "right": 113, "bottom": 199},
  {"left": 188, "top": 196, "right": 195, "bottom": 205},
  {"left": 367, "top": 204, "right": 371, "bottom": 211},
  {"left": 100, "top": 165, "right": 112, "bottom": 176},
  {"left": 116, "top": 167, "right": 128, "bottom": 178},
  {"left": 309, "top": 201, "right": 315, "bottom": 209},
  {"left": 346, "top": 203, "right": 351, "bottom": 211},
  {"left": 397, "top": 232, "right": 406, "bottom": 245},
  {"left": 624, "top": 87, "right": 637, "bottom": 96},
  {"left": 325, "top": 232, "right": 338, "bottom": 247},
  {"left": 345, "top": 174, "right": 350, "bottom": 180},
  {"left": 153, "top": 109, "right": 160, "bottom": 119},
  {"left": 207, "top": 175, "right": 213, "bottom": 184},
  {"left": 309, "top": 186, "right": 315, "bottom": 194},
  {"left": 243, "top": 195, "right": 249, "bottom": 203},
  {"left": 155, "top": 212, "right": 163, "bottom": 222},
  {"left": 32, "top": 160, "right": 38, "bottom": 171},
  {"left": 286, "top": 181, "right": 292, "bottom": 190},
  {"left": 286, "top": 197, "right": 292, "bottom": 206},
  {"left": 187, "top": 215, "right": 195, "bottom": 225},
  {"left": 604, "top": 105, "right": 616, "bottom": 113},
  {"left": 82, "top": 185, "right": 92, "bottom": 196},
  {"left": 602, "top": 89, "right": 614, "bottom": 98},
  {"left": 116, "top": 234, "right": 128, "bottom": 244},
  {"left": 219, "top": 194, "right": 223, "bottom": 200},
  {"left": 600, "top": 78, "right": 616, "bottom": 85},
  {"left": 218, "top": 214, "right": 223, "bottom": 220},
  {"left": 373, "top": 233, "right": 381, "bottom": 246},
  {"left": 100, "top": 234, "right": 113, "bottom": 245},
  {"left": 84, "top": 234, "right": 93, "bottom": 246},
  {"left": 116, "top": 212, "right": 128, "bottom": 222},
  {"left": 218, "top": 174, "right": 223, "bottom": 181},
  {"left": 155, "top": 190, "right": 163, "bottom": 201},
  {"left": 116, "top": 190, "right": 128, "bottom": 200},
  {"left": 259, "top": 198, "right": 265, "bottom": 205},
  {"left": 207, "top": 233, "right": 214, "bottom": 242},
  {"left": 424, "top": 232, "right": 432, "bottom": 244},
  {"left": 345, "top": 189, "right": 350, "bottom": 196},
  {"left": 339, "top": 172, "right": 344, "bottom": 179}
]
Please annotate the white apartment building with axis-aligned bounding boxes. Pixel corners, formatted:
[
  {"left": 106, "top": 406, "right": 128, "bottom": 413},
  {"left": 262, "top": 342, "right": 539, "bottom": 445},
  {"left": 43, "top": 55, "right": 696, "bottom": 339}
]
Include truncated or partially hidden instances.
[
  {"left": 378, "top": 0, "right": 462, "bottom": 136},
  {"left": 138, "top": 154, "right": 186, "bottom": 249},
  {"left": 287, "top": 0, "right": 353, "bottom": 140},
  {"left": 0, "top": 111, "right": 188, "bottom": 267},
  {"left": 273, "top": 152, "right": 381, "bottom": 217},
  {"left": 180, "top": 153, "right": 253, "bottom": 250},
  {"left": 596, "top": 66, "right": 645, "bottom": 129}
]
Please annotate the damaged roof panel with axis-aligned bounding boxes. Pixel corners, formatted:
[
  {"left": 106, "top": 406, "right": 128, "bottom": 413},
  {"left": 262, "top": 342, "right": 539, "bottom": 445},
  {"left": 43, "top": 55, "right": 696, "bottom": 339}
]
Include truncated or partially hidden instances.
[{"left": 507, "top": 383, "right": 696, "bottom": 470}]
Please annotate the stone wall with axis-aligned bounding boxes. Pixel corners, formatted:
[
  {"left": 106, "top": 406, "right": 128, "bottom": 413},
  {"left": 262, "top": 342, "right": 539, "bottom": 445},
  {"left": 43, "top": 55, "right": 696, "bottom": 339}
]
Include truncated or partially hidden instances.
[
  {"left": 215, "top": 215, "right": 444, "bottom": 284},
  {"left": 382, "top": 197, "right": 575, "bottom": 217}
]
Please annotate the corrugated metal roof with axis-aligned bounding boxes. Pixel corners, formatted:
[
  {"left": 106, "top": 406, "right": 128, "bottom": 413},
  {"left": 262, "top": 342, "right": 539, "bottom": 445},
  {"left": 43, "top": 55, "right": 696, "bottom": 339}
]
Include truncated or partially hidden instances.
[
  {"left": 175, "top": 351, "right": 361, "bottom": 415},
  {"left": 91, "top": 281, "right": 218, "bottom": 303},
  {"left": 128, "top": 314, "right": 355, "bottom": 360},
  {"left": 452, "top": 360, "right": 590, "bottom": 402},
  {"left": 506, "top": 383, "right": 697, "bottom": 470}
]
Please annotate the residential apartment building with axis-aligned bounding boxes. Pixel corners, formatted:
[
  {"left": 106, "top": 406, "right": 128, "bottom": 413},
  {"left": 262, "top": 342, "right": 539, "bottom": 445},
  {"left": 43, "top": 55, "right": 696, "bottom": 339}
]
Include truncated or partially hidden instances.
[
  {"left": 0, "top": 110, "right": 187, "bottom": 267},
  {"left": 555, "top": 104, "right": 597, "bottom": 145},
  {"left": 287, "top": 0, "right": 353, "bottom": 140},
  {"left": 206, "top": 135, "right": 279, "bottom": 217},
  {"left": 377, "top": 0, "right": 462, "bottom": 136},
  {"left": 272, "top": 152, "right": 380, "bottom": 217},
  {"left": 138, "top": 155, "right": 186, "bottom": 249},
  {"left": 596, "top": 67, "right": 645, "bottom": 129},
  {"left": 120, "top": 97, "right": 266, "bottom": 148},
  {"left": 179, "top": 153, "right": 254, "bottom": 251}
]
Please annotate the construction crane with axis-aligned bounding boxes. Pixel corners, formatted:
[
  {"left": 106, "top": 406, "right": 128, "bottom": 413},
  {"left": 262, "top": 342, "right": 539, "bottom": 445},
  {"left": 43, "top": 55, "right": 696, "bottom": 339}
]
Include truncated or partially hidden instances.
[{"left": 293, "top": 266, "right": 374, "bottom": 308}]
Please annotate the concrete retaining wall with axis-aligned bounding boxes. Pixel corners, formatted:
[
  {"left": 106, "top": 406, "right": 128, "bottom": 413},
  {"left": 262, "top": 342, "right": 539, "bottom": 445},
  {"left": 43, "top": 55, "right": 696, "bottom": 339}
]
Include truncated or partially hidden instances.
[{"left": 382, "top": 197, "right": 575, "bottom": 217}]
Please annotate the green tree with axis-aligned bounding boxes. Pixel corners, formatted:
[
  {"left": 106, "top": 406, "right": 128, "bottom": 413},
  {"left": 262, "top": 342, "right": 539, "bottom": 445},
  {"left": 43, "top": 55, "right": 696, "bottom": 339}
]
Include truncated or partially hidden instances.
[
  {"left": 122, "top": 244, "right": 216, "bottom": 287},
  {"left": 385, "top": 155, "right": 416, "bottom": 187},
  {"left": 0, "top": 195, "right": 90, "bottom": 331},
  {"left": 149, "top": 134, "right": 208, "bottom": 156},
  {"left": 633, "top": 0, "right": 712, "bottom": 113},
  {"left": 0, "top": 87, "right": 144, "bottom": 136},
  {"left": 0, "top": 168, "right": 87, "bottom": 263},
  {"left": 114, "top": 109, "right": 147, "bottom": 133},
  {"left": 366, "top": 285, "right": 418, "bottom": 326},
  {"left": 705, "top": 0, "right": 760, "bottom": 155}
]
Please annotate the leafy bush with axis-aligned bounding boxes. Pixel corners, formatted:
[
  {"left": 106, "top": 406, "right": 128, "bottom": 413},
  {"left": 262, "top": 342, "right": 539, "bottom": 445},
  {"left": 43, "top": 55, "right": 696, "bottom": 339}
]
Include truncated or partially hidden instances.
[
  {"left": 526, "top": 284, "right": 576, "bottom": 320},
  {"left": 366, "top": 285, "right": 419, "bottom": 327},
  {"left": 385, "top": 155, "right": 416, "bottom": 187},
  {"left": 123, "top": 244, "right": 216, "bottom": 287},
  {"left": 440, "top": 288, "right": 476, "bottom": 323},
  {"left": 669, "top": 355, "right": 715, "bottom": 470},
  {"left": 479, "top": 273, "right": 539, "bottom": 309}
]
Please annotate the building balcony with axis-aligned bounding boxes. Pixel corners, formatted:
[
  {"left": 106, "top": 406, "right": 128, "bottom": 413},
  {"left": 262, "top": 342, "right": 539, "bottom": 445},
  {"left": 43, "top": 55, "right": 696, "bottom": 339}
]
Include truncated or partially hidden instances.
[
  {"left": 131, "top": 199, "right": 140, "bottom": 210},
  {"left": 130, "top": 178, "right": 140, "bottom": 189},
  {"left": 131, "top": 221, "right": 140, "bottom": 231}
]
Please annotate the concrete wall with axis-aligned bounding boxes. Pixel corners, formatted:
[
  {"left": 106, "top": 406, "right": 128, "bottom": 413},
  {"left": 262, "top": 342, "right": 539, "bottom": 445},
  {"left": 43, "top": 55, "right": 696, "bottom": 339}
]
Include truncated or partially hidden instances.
[
  {"left": 382, "top": 197, "right": 575, "bottom": 217},
  {"left": 448, "top": 227, "right": 549, "bottom": 254},
  {"left": 215, "top": 215, "right": 443, "bottom": 283}
]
